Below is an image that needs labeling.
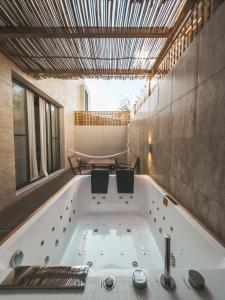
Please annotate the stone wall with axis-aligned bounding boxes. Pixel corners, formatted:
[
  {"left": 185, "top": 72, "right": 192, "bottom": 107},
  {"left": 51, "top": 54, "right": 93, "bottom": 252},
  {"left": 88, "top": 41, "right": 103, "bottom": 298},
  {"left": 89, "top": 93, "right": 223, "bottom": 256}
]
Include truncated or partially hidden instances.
[
  {"left": 128, "top": 2, "right": 225, "bottom": 244},
  {"left": 0, "top": 53, "right": 83, "bottom": 211}
]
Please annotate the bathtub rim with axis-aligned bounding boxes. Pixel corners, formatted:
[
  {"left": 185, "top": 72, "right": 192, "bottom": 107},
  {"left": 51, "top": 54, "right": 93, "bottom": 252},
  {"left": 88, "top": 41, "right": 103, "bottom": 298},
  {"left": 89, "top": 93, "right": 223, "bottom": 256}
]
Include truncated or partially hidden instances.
[
  {"left": 147, "top": 175, "right": 225, "bottom": 251},
  {"left": 0, "top": 175, "right": 78, "bottom": 248},
  {"left": 0, "top": 174, "right": 224, "bottom": 254}
]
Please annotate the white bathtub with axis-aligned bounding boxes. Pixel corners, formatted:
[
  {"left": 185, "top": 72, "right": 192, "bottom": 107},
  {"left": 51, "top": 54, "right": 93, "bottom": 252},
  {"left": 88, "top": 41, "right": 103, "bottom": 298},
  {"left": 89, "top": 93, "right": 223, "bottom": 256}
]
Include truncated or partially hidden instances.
[{"left": 0, "top": 175, "right": 224, "bottom": 299}]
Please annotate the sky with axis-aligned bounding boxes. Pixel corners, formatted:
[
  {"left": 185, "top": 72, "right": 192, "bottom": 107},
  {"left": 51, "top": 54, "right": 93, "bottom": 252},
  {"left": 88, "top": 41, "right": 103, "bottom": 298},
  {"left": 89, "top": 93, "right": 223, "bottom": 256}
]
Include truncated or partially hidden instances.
[{"left": 85, "top": 79, "right": 147, "bottom": 111}]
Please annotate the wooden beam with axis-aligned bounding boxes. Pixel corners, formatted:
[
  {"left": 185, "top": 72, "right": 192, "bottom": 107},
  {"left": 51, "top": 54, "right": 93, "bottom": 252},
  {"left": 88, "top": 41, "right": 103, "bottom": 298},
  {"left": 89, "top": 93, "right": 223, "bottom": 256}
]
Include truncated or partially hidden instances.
[
  {"left": 151, "top": 0, "right": 198, "bottom": 76},
  {"left": 25, "top": 69, "right": 153, "bottom": 77},
  {"left": 25, "top": 68, "right": 168, "bottom": 79},
  {"left": 0, "top": 26, "right": 170, "bottom": 39}
]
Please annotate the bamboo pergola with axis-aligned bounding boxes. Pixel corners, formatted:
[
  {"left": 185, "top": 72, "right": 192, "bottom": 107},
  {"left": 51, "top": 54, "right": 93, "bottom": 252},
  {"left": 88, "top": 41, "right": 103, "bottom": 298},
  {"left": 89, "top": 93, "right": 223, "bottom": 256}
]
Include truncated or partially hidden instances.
[{"left": 0, "top": 0, "right": 201, "bottom": 79}]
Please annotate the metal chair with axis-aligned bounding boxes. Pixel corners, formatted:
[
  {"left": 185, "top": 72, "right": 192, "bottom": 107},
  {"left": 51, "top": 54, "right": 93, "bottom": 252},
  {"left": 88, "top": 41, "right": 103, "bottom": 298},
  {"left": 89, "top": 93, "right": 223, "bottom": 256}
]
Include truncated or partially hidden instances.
[
  {"left": 68, "top": 155, "right": 91, "bottom": 175},
  {"left": 116, "top": 156, "right": 139, "bottom": 173}
]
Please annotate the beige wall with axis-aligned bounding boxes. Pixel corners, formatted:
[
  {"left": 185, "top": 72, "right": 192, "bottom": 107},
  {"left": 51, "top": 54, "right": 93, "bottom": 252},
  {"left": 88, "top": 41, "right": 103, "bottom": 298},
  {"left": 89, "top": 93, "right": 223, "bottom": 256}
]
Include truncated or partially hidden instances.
[
  {"left": 128, "top": 2, "right": 225, "bottom": 244},
  {"left": 0, "top": 53, "right": 84, "bottom": 211},
  {"left": 74, "top": 126, "right": 127, "bottom": 162}
]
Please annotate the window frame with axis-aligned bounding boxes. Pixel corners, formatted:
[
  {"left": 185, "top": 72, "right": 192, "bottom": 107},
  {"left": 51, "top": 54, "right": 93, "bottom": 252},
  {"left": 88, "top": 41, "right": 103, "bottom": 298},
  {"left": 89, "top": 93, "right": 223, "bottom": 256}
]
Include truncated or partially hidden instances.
[
  {"left": 12, "top": 79, "right": 61, "bottom": 190},
  {"left": 45, "top": 101, "right": 60, "bottom": 174},
  {"left": 12, "top": 80, "right": 31, "bottom": 189}
]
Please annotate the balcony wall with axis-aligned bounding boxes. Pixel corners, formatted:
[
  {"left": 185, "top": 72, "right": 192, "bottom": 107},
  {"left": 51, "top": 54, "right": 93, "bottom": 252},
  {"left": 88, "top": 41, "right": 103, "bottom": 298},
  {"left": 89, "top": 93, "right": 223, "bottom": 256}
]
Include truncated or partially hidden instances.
[
  {"left": 74, "top": 125, "right": 128, "bottom": 163},
  {"left": 128, "top": 1, "right": 225, "bottom": 244},
  {"left": 0, "top": 53, "right": 83, "bottom": 211}
]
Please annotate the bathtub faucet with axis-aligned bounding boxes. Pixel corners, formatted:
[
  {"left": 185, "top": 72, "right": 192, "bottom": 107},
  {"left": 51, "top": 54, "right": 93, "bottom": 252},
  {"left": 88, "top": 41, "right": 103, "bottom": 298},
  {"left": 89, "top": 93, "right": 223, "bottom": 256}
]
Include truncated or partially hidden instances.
[{"left": 160, "top": 235, "right": 176, "bottom": 290}]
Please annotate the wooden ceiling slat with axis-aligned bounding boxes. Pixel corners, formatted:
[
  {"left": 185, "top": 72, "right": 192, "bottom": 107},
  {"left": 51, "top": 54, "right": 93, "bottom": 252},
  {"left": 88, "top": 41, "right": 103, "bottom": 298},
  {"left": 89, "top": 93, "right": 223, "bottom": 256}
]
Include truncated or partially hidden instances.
[
  {"left": 26, "top": 68, "right": 153, "bottom": 76},
  {"left": 0, "top": 0, "right": 194, "bottom": 79},
  {"left": 0, "top": 26, "right": 170, "bottom": 39}
]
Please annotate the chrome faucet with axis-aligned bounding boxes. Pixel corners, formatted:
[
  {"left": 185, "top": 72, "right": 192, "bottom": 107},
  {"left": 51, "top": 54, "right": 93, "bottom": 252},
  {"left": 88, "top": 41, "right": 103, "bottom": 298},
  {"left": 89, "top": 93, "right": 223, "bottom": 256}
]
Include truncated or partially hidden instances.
[{"left": 160, "top": 235, "right": 176, "bottom": 290}]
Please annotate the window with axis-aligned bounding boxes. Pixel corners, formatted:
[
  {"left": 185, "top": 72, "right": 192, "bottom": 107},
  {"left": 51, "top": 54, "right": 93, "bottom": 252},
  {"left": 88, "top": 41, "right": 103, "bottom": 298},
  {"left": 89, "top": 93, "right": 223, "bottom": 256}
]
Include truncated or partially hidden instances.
[
  {"left": 13, "top": 82, "right": 29, "bottom": 188},
  {"left": 85, "top": 90, "right": 89, "bottom": 111},
  {"left": 12, "top": 81, "right": 60, "bottom": 189},
  {"left": 46, "top": 102, "right": 60, "bottom": 173}
]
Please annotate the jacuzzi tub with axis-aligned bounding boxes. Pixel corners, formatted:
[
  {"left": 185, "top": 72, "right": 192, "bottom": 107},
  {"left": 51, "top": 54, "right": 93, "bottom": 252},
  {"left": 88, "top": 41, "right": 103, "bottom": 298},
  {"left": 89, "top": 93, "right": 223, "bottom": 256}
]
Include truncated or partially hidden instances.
[{"left": 0, "top": 175, "right": 224, "bottom": 299}]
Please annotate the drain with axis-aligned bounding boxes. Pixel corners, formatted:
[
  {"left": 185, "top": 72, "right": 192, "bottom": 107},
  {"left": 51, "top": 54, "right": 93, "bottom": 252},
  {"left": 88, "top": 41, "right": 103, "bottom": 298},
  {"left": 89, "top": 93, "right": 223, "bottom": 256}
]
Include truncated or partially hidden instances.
[
  {"left": 87, "top": 261, "right": 93, "bottom": 267},
  {"left": 132, "top": 261, "right": 138, "bottom": 267},
  {"left": 94, "top": 229, "right": 98, "bottom": 232},
  {"left": 127, "top": 229, "right": 131, "bottom": 233}
]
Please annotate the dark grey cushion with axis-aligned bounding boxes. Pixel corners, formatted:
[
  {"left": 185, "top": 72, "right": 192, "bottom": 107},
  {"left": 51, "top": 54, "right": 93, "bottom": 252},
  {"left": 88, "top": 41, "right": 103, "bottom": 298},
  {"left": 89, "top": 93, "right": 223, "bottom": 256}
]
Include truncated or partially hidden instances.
[
  {"left": 91, "top": 170, "right": 109, "bottom": 193},
  {"left": 116, "top": 169, "right": 134, "bottom": 193}
]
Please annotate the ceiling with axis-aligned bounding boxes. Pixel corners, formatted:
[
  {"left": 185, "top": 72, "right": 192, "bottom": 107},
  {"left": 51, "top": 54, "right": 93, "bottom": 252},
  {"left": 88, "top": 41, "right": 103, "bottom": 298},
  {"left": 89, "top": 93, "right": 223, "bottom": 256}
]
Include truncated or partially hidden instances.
[{"left": 0, "top": 0, "right": 195, "bottom": 79}]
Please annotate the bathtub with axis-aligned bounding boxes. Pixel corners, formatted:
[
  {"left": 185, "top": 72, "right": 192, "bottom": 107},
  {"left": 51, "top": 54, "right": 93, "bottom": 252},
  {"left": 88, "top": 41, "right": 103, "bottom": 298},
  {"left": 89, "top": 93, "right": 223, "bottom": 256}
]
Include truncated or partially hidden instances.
[{"left": 0, "top": 175, "right": 224, "bottom": 299}]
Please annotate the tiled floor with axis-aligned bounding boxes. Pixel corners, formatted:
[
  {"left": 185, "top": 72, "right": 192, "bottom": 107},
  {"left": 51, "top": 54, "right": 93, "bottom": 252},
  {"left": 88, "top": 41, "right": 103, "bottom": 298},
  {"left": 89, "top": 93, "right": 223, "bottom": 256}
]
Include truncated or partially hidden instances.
[{"left": 0, "top": 169, "right": 74, "bottom": 243}]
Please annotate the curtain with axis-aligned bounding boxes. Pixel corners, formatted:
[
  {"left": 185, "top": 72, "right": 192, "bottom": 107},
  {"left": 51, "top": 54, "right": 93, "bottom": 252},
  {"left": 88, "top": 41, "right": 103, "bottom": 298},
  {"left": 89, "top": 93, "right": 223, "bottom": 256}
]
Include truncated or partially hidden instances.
[
  {"left": 39, "top": 98, "right": 48, "bottom": 177},
  {"left": 26, "top": 90, "right": 39, "bottom": 181}
]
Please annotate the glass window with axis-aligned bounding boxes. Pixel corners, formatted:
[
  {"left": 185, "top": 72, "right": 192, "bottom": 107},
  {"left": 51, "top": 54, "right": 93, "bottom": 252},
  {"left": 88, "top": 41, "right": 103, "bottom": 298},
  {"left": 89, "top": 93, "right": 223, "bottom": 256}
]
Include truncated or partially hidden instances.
[
  {"left": 13, "top": 81, "right": 60, "bottom": 188},
  {"left": 46, "top": 102, "right": 52, "bottom": 173},
  {"left": 85, "top": 90, "right": 88, "bottom": 111},
  {"left": 51, "top": 105, "right": 60, "bottom": 172},
  {"left": 46, "top": 103, "right": 60, "bottom": 173},
  {"left": 12, "top": 82, "right": 29, "bottom": 188}
]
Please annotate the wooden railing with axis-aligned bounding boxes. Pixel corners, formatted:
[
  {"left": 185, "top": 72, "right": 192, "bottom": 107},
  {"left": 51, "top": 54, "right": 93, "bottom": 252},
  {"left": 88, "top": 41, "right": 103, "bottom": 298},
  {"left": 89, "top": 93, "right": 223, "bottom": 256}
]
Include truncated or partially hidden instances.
[
  {"left": 132, "top": 0, "right": 213, "bottom": 115},
  {"left": 158, "top": 0, "right": 213, "bottom": 78},
  {"left": 75, "top": 111, "right": 130, "bottom": 126}
]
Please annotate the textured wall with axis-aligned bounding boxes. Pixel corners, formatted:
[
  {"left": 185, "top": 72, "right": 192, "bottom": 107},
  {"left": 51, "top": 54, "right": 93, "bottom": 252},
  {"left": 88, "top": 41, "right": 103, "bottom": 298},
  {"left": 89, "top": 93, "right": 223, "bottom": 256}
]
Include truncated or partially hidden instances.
[
  {"left": 74, "top": 125, "right": 128, "bottom": 163},
  {"left": 128, "top": 2, "right": 225, "bottom": 244},
  {"left": 0, "top": 53, "right": 83, "bottom": 211}
]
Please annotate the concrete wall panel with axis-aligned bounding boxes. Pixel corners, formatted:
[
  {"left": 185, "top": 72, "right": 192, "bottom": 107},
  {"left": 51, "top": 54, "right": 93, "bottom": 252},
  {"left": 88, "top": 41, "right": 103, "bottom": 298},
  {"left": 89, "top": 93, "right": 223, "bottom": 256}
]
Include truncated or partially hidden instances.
[
  {"left": 128, "top": 1, "right": 225, "bottom": 244},
  {"left": 196, "top": 68, "right": 225, "bottom": 138},
  {"left": 198, "top": 2, "right": 225, "bottom": 84},
  {"left": 173, "top": 36, "right": 199, "bottom": 102}
]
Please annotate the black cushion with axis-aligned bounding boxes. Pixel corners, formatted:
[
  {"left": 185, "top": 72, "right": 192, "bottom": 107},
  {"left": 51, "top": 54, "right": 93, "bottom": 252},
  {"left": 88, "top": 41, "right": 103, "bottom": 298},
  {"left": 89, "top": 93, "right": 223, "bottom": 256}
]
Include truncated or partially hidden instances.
[
  {"left": 116, "top": 169, "right": 134, "bottom": 193},
  {"left": 91, "top": 170, "right": 109, "bottom": 193}
]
